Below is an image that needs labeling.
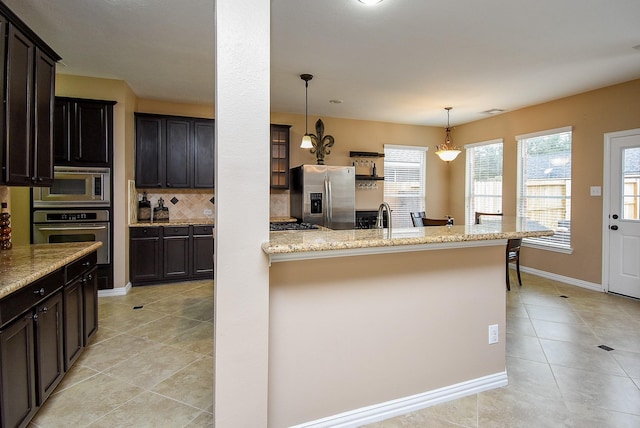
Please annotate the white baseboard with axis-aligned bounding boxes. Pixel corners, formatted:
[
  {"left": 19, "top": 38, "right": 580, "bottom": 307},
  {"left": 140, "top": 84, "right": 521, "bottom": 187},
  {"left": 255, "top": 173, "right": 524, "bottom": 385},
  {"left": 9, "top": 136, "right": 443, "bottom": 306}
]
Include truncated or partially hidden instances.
[
  {"left": 516, "top": 265, "right": 603, "bottom": 292},
  {"left": 98, "top": 282, "right": 131, "bottom": 297},
  {"left": 291, "top": 371, "right": 508, "bottom": 428}
]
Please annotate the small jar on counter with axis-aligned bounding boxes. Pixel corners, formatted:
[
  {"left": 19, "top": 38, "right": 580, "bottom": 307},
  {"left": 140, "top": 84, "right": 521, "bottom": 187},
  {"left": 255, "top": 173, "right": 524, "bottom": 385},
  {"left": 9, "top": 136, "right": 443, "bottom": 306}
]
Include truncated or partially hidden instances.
[{"left": 0, "top": 202, "right": 11, "bottom": 250}]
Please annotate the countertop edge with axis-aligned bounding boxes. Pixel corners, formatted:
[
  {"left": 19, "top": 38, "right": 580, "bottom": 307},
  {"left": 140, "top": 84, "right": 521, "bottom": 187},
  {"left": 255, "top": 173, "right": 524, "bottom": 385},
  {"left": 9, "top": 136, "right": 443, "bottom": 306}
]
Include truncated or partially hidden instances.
[{"left": 262, "top": 224, "right": 554, "bottom": 262}]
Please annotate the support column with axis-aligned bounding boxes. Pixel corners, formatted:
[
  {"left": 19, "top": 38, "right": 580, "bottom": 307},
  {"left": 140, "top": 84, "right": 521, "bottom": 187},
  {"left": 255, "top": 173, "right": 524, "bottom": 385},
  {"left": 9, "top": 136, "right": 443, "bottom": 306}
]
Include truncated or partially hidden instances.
[{"left": 214, "top": 0, "right": 270, "bottom": 426}]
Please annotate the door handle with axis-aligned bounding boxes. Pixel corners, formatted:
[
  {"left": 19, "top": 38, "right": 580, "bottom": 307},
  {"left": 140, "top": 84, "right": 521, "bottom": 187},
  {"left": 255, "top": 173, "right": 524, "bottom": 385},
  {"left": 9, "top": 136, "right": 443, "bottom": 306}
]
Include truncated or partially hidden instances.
[
  {"left": 610, "top": 225, "right": 619, "bottom": 230},
  {"left": 612, "top": 214, "right": 619, "bottom": 219}
]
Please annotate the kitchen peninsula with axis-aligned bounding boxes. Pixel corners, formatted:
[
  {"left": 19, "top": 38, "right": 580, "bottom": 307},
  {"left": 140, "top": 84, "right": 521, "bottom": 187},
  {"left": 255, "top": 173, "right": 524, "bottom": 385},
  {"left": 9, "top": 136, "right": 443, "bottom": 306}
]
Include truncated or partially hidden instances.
[
  {"left": 263, "top": 219, "right": 552, "bottom": 427},
  {"left": 0, "top": 242, "right": 101, "bottom": 427}
]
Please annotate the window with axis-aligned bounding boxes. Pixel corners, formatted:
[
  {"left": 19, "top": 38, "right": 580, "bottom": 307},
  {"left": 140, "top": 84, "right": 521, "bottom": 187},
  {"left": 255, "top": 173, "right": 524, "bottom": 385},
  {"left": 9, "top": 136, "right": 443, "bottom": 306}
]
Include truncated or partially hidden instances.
[
  {"left": 517, "top": 127, "right": 572, "bottom": 250},
  {"left": 384, "top": 145, "right": 427, "bottom": 228},
  {"left": 465, "top": 139, "right": 503, "bottom": 224}
]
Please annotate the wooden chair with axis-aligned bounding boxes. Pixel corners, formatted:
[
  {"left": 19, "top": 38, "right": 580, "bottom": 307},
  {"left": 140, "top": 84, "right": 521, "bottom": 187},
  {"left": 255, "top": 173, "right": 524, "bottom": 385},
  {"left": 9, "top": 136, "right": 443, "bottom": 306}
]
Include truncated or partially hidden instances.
[
  {"left": 506, "top": 238, "right": 522, "bottom": 290},
  {"left": 474, "top": 212, "right": 521, "bottom": 290},
  {"left": 474, "top": 211, "right": 503, "bottom": 225},
  {"left": 422, "top": 217, "right": 450, "bottom": 226},
  {"left": 410, "top": 211, "right": 426, "bottom": 227}
]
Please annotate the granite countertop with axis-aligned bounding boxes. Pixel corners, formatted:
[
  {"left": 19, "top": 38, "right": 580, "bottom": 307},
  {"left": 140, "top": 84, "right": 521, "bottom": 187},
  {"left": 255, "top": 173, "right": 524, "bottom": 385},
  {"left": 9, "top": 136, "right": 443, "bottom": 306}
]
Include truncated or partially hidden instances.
[
  {"left": 130, "top": 217, "right": 214, "bottom": 227},
  {"left": 0, "top": 242, "right": 103, "bottom": 300},
  {"left": 262, "top": 217, "right": 554, "bottom": 261}
]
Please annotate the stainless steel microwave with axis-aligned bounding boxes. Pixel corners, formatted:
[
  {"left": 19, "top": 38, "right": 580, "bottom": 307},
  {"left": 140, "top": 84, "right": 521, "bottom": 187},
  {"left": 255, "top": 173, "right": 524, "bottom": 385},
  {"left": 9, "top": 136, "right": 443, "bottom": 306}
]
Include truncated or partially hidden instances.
[{"left": 33, "top": 167, "right": 110, "bottom": 207}]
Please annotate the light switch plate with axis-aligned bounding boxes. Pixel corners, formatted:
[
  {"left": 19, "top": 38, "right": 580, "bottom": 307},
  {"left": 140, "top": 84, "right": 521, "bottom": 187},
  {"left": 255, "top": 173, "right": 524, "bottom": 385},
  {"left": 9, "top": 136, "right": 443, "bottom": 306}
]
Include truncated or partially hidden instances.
[{"left": 590, "top": 186, "right": 601, "bottom": 196}]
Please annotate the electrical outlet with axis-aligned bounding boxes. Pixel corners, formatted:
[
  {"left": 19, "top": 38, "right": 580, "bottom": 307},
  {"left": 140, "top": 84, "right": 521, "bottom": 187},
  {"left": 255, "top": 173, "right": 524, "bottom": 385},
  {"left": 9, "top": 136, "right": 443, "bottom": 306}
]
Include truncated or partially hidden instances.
[
  {"left": 204, "top": 209, "right": 212, "bottom": 216},
  {"left": 488, "top": 324, "right": 499, "bottom": 344}
]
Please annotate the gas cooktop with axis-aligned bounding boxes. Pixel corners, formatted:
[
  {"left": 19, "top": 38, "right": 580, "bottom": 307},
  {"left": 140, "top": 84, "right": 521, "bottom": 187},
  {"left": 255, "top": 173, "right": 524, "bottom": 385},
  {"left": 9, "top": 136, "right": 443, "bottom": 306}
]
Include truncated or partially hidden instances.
[{"left": 270, "top": 222, "right": 319, "bottom": 231}]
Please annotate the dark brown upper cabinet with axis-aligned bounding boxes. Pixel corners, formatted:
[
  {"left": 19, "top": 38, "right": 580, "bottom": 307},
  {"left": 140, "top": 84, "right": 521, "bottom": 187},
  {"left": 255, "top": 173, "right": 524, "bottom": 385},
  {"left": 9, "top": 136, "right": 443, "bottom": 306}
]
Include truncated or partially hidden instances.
[
  {"left": 0, "top": 3, "right": 60, "bottom": 187},
  {"left": 54, "top": 97, "right": 116, "bottom": 167},
  {"left": 135, "top": 113, "right": 215, "bottom": 189},
  {"left": 270, "top": 124, "right": 291, "bottom": 189}
]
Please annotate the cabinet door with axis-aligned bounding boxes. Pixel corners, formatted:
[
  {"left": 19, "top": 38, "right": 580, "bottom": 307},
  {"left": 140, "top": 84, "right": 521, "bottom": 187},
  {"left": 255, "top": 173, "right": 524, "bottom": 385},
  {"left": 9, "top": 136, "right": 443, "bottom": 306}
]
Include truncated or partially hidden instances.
[
  {"left": 63, "top": 277, "right": 83, "bottom": 370},
  {"left": 193, "top": 120, "right": 215, "bottom": 188},
  {"left": 82, "top": 266, "right": 99, "bottom": 344},
  {"left": 130, "top": 227, "right": 162, "bottom": 283},
  {"left": 163, "top": 227, "right": 190, "bottom": 279},
  {"left": 165, "top": 118, "right": 191, "bottom": 188},
  {"left": 0, "top": 315, "right": 36, "bottom": 428},
  {"left": 33, "top": 48, "right": 56, "bottom": 185},
  {"left": 54, "top": 99, "right": 73, "bottom": 164},
  {"left": 4, "top": 24, "right": 34, "bottom": 186},
  {"left": 135, "top": 115, "right": 164, "bottom": 188},
  {"left": 270, "top": 124, "right": 291, "bottom": 189},
  {"left": 192, "top": 227, "right": 214, "bottom": 277},
  {"left": 35, "top": 292, "right": 64, "bottom": 404},
  {"left": 76, "top": 102, "right": 110, "bottom": 165}
]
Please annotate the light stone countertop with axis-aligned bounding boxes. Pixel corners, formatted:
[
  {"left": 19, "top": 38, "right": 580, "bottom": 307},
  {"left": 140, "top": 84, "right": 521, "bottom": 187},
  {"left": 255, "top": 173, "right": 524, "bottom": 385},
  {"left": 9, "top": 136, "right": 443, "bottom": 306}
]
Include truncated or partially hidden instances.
[
  {"left": 130, "top": 218, "right": 214, "bottom": 227},
  {"left": 0, "top": 242, "right": 103, "bottom": 300},
  {"left": 262, "top": 217, "right": 554, "bottom": 262}
]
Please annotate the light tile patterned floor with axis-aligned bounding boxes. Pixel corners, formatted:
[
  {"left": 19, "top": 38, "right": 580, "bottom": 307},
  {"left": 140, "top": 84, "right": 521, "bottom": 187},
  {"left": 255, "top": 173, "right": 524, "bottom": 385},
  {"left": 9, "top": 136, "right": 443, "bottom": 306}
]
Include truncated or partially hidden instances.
[
  {"left": 29, "top": 280, "right": 213, "bottom": 428},
  {"left": 27, "top": 273, "right": 640, "bottom": 427},
  {"left": 364, "top": 272, "right": 640, "bottom": 427}
]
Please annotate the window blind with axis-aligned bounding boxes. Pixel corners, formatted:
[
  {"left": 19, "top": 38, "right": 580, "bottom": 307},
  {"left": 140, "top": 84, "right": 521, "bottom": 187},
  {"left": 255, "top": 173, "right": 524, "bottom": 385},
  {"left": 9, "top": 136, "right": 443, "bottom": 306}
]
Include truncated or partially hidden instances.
[
  {"left": 384, "top": 145, "right": 427, "bottom": 228},
  {"left": 517, "top": 128, "right": 572, "bottom": 249},
  {"left": 465, "top": 140, "right": 503, "bottom": 223}
]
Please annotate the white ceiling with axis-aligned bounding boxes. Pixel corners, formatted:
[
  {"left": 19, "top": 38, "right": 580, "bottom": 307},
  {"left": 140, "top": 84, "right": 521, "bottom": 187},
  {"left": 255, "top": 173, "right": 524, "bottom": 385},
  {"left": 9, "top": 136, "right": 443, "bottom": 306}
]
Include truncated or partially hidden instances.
[{"left": 5, "top": 0, "right": 640, "bottom": 127}]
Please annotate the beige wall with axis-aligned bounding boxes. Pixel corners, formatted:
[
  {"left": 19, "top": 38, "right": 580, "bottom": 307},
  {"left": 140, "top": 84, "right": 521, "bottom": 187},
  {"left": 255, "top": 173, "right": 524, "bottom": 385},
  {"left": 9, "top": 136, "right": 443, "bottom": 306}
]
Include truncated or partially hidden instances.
[
  {"left": 450, "top": 78, "right": 640, "bottom": 285},
  {"left": 270, "top": 112, "right": 449, "bottom": 216},
  {"left": 269, "top": 245, "right": 506, "bottom": 426}
]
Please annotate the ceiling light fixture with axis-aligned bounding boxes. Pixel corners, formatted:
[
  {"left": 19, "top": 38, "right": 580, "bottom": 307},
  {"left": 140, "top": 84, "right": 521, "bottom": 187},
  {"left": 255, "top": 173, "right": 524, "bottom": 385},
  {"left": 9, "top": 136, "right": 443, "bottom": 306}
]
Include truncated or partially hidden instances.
[
  {"left": 300, "top": 74, "right": 313, "bottom": 149},
  {"left": 358, "top": 0, "right": 383, "bottom": 5},
  {"left": 435, "top": 107, "right": 462, "bottom": 162}
]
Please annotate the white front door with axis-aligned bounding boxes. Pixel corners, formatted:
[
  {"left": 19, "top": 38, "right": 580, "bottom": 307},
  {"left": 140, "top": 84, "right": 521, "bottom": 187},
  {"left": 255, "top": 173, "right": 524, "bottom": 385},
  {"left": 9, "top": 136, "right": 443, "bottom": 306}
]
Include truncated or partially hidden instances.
[{"left": 604, "top": 129, "right": 640, "bottom": 299}]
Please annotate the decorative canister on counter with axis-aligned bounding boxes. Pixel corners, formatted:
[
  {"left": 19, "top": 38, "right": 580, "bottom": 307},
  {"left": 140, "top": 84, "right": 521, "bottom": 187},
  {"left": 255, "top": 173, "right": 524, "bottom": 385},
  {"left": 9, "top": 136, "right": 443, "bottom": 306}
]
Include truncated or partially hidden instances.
[
  {"left": 0, "top": 202, "right": 11, "bottom": 250},
  {"left": 153, "top": 197, "right": 169, "bottom": 222},
  {"left": 137, "top": 192, "right": 151, "bottom": 221}
]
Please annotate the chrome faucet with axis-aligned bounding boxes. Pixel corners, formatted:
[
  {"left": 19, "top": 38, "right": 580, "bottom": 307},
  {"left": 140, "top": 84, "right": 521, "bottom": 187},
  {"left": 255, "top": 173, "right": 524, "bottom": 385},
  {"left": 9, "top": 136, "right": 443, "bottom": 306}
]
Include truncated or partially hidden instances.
[{"left": 376, "top": 202, "right": 392, "bottom": 233}]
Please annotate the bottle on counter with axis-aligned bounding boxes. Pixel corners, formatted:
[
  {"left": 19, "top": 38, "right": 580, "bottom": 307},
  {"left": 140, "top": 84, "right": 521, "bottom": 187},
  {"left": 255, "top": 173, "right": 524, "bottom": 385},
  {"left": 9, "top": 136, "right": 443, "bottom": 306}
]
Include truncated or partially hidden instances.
[{"left": 0, "top": 202, "right": 11, "bottom": 250}]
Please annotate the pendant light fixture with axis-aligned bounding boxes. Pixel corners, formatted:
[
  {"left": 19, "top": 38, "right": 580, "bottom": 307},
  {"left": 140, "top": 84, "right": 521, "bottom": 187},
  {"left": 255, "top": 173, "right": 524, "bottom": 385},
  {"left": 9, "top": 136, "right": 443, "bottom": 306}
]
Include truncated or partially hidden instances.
[
  {"left": 435, "top": 107, "right": 462, "bottom": 162},
  {"left": 300, "top": 74, "right": 313, "bottom": 149}
]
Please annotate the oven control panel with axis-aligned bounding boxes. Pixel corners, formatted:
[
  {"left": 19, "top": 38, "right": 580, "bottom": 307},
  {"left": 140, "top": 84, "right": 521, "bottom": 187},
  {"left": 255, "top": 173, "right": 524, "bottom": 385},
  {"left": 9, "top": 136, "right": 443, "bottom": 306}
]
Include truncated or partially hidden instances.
[{"left": 32, "top": 210, "right": 110, "bottom": 223}]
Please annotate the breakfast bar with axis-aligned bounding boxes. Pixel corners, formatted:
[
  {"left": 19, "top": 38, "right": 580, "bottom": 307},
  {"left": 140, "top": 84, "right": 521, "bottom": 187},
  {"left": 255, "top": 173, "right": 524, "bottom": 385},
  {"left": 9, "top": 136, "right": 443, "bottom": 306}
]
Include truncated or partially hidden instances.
[{"left": 263, "top": 219, "right": 552, "bottom": 427}]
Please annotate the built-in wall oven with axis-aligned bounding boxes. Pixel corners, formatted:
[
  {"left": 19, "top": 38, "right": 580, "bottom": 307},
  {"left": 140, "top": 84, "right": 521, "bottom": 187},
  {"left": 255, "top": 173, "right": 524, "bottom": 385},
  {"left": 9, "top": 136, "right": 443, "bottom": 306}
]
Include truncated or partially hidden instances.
[
  {"left": 32, "top": 210, "right": 110, "bottom": 265},
  {"left": 31, "top": 165, "right": 113, "bottom": 288}
]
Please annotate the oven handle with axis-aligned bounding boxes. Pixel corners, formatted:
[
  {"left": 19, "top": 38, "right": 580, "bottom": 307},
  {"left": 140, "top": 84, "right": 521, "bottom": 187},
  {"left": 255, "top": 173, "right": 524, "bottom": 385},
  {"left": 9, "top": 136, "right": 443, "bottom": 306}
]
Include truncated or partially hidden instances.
[{"left": 35, "top": 226, "right": 108, "bottom": 231}]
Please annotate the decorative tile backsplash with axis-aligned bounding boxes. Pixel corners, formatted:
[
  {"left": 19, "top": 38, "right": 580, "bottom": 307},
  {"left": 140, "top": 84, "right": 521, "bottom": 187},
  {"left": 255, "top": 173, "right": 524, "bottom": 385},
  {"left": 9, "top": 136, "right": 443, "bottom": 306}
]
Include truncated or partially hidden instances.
[
  {"left": 270, "top": 189, "right": 289, "bottom": 217},
  {"left": 132, "top": 188, "right": 215, "bottom": 222}
]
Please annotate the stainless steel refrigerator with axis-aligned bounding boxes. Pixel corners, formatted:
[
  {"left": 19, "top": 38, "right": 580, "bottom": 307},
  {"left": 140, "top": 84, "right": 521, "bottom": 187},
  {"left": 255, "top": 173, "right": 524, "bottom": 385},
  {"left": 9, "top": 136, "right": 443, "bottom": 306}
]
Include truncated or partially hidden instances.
[{"left": 290, "top": 165, "right": 355, "bottom": 230}]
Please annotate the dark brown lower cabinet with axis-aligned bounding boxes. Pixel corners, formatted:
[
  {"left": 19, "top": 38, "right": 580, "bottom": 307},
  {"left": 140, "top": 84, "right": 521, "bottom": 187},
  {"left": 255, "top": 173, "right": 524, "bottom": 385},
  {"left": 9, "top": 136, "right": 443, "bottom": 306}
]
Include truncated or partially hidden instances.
[
  {"left": 63, "top": 277, "right": 83, "bottom": 370},
  {"left": 35, "top": 292, "right": 64, "bottom": 404},
  {"left": 130, "top": 227, "right": 162, "bottom": 283},
  {"left": 130, "top": 224, "right": 214, "bottom": 285},
  {"left": 0, "top": 315, "right": 36, "bottom": 428},
  {"left": 163, "top": 226, "right": 190, "bottom": 279},
  {"left": 0, "top": 251, "right": 98, "bottom": 427},
  {"left": 192, "top": 225, "right": 214, "bottom": 276},
  {"left": 82, "top": 266, "right": 99, "bottom": 345}
]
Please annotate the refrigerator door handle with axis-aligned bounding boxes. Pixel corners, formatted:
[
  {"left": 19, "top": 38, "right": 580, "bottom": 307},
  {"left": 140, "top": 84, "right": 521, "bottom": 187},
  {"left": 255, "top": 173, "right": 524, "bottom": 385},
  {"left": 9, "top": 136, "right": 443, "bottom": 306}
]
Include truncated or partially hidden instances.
[{"left": 325, "top": 176, "right": 332, "bottom": 227}]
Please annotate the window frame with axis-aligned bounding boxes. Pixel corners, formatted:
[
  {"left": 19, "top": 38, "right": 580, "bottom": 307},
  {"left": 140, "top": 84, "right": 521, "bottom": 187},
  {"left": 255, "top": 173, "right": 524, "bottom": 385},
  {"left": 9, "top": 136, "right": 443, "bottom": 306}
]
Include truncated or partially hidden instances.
[
  {"left": 465, "top": 138, "right": 504, "bottom": 224},
  {"left": 516, "top": 126, "right": 573, "bottom": 253},
  {"left": 383, "top": 144, "right": 428, "bottom": 229}
]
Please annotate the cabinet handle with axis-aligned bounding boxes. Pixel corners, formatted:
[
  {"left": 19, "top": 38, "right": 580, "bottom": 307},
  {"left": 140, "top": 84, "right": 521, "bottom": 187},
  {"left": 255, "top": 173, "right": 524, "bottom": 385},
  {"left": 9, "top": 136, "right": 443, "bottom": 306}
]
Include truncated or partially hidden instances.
[
  {"left": 40, "top": 306, "right": 48, "bottom": 313},
  {"left": 166, "top": 183, "right": 172, "bottom": 187},
  {"left": 33, "top": 287, "right": 45, "bottom": 296},
  {"left": 28, "top": 313, "right": 38, "bottom": 321},
  {"left": 87, "top": 274, "right": 93, "bottom": 281},
  {"left": 83, "top": 261, "right": 91, "bottom": 267}
]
